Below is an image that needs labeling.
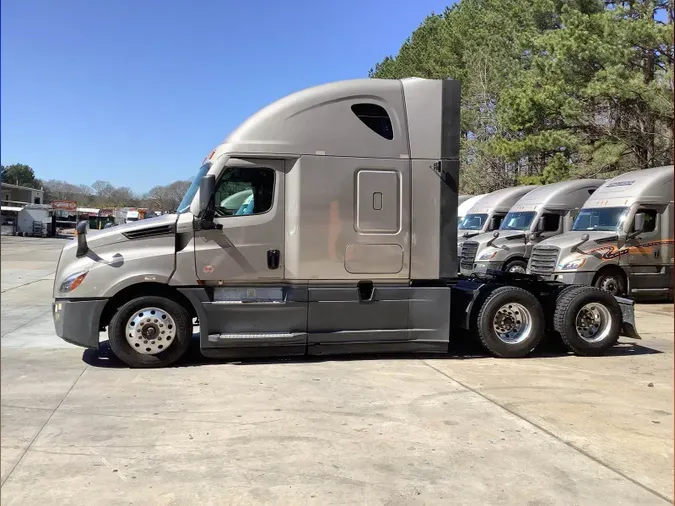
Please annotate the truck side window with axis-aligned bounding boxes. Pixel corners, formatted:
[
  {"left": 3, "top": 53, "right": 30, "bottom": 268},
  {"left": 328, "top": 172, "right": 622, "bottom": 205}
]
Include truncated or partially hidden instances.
[
  {"left": 351, "top": 103, "right": 393, "bottom": 140},
  {"left": 542, "top": 213, "right": 560, "bottom": 232},
  {"left": 213, "top": 167, "right": 275, "bottom": 217},
  {"left": 631, "top": 209, "right": 657, "bottom": 233}
]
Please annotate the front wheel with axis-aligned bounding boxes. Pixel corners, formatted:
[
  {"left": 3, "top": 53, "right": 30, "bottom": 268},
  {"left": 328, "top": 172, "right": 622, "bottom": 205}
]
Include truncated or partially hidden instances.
[
  {"left": 108, "top": 296, "right": 193, "bottom": 368},
  {"left": 553, "top": 286, "right": 621, "bottom": 356},
  {"left": 503, "top": 259, "right": 528, "bottom": 274},
  {"left": 593, "top": 270, "right": 626, "bottom": 297},
  {"left": 475, "top": 286, "right": 545, "bottom": 358}
]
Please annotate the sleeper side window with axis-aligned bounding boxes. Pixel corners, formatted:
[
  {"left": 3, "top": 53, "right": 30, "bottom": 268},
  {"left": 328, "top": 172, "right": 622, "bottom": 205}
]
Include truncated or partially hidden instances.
[
  {"left": 351, "top": 103, "right": 394, "bottom": 140},
  {"left": 213, "top": 167, "right": 275, "bottom": 217}
]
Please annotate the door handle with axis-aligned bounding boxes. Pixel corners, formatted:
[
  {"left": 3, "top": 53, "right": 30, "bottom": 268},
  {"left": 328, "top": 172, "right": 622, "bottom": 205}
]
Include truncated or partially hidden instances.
[{"left": 267, "top": 249, "right": 280, "bottom": 270}]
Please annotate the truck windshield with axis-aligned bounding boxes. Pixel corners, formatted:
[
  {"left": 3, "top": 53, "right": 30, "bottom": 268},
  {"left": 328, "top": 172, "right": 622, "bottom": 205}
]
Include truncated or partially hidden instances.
[
  {"left": 177, "top": 163, "right": 211, "bottom": 214},
  {"left": 572, "top": 207, "right": 629, "bottom": 232},
  {"left": 500, "top": 211, "right": 536, "bottom": 231},
  {"left": 458, "top": 213, "right": 488, "bottom": 230}
]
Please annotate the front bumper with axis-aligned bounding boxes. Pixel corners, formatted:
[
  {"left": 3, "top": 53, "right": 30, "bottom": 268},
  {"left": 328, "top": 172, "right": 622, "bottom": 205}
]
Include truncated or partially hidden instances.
[
  {"left": 537, "top": 270, "right": 596, "bottom": 286},
  {"left": 459, "top": 261, "right": 503, "bottom": 276},
  {"left": 53, "top": 298, "right": 108, "bottom": 349}
]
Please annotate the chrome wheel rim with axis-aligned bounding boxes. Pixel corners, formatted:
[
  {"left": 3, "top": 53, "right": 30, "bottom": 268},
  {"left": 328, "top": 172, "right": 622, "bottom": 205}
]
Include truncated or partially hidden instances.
[
  {"left": 507, "top": 264, "right": 526, "bottom": 274},
  {"left": 125, "top": 307, "right": 177, "bottom": 355},
  {"left": 492, "top": 302, "right": 532, "bottom": 344},
  {"left": 575, "top": 302, "right": 612, "bottom": 343}
]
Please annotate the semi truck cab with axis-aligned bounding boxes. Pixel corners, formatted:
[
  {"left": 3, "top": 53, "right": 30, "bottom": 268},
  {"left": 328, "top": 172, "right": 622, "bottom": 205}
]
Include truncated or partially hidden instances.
[
  {"left": 460, "top": 179, "right": 604, "bottom": 275},
  {"left": 528, "top": 165, "right": 674, "bottom": 300},
  {"left": 457, "top": 186, "right": 538, "bottom": 254}
]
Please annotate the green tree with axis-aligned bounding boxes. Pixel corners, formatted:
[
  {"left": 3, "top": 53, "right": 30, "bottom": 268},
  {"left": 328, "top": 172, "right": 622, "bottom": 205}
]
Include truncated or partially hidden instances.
[
  {"left": 369, "top": 0, "right": 572, "bottom": 192},
  {"left": 1, "top": 163, "right": 42, "bottom": 189},
  {"left": 369, "top": 0, "right": 674, "bottom": 191},
  {"left": 496, "top": 0, "right": 673, "bottom": 182}
]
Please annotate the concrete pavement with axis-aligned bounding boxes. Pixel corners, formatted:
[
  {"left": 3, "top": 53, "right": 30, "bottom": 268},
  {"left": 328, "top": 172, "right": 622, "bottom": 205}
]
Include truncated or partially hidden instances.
[{"left": 1, "top": 236, "right": 673, "bottom": 505}]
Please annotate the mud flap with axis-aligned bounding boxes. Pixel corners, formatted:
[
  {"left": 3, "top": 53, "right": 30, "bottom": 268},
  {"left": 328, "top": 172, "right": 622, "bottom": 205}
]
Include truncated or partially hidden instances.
[{"left": 615, "top": 296, "right": 641, "bottom": 340}]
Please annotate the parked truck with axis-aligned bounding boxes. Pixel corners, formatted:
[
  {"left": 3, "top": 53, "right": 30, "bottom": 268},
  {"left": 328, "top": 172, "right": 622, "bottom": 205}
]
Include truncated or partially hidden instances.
[
  {"left": 527, "top": 165, "right": 674, "bottom": 300},
  {"left": 457, "top": 186, "right": 538, "bottom": 253},
  {"left": 459, "top": 179, "right": 604, "bottom": 275},
  {"left": 52, "top": 78, "right": 639, "bottom": 368}
]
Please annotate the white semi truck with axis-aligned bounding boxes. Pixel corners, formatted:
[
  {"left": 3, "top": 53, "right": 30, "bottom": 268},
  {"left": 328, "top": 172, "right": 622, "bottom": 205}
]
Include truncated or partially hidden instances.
[
  {"left": 528, "top": 165, "right": 674, "bottom": 300},
  {"left": 457, "top": 186, "right": 538, "bottom": 253},
  {"left": 459, "top": 179, "right": 604, "bottom": 275},
  {"left": 457, "top": 194, "right": 485, "bottom": 225},
  {"left": 52, "top": 78, "right": 640, "bottom": 368}
]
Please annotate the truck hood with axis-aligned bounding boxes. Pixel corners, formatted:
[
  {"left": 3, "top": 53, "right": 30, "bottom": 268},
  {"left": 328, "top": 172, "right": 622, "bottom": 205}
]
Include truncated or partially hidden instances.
[
  {"left": 536, "top": 231, "right": 618, "bottom": 251},
  {"left": 63, "top": 213, "right": 179, "bottom": 251},
  {"left": 465, "top": 230, "right": 528, "bottom": 250}
]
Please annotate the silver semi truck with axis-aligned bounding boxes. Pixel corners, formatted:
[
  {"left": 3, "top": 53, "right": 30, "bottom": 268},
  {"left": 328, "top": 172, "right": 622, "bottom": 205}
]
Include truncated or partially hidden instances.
[
  {"left": 457, "top": 186, "right": 538, "bottom": 252},
  {"left": 528, "top": 165, "right": 674, "bottom": 300},
  {"left": 52, "top": 78, "right": 640, "bottom": 368},
  {"left": 459, "top": 179, "right": 604, "bottom": 275}
]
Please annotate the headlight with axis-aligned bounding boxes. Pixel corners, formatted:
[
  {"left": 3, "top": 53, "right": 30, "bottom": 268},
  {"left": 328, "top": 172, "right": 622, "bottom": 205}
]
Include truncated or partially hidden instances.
[
  {"left": 559, "top": 258, "right": 586, "bottom": 271},
  {"left": 59, "top": 271, "right": 88, "bottom": 293},
  {"left": 479, "top": 250, "right": 498, "bottom": 261}
]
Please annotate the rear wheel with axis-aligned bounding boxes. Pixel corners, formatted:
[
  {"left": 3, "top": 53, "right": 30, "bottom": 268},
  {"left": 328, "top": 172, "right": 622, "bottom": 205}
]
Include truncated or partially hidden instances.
[
  {"left": 108, "top": 296, "right": 193, "bottom": 368},
  {"left": 503, "top": 259, "right": 527, "bottom": 274},
  {"left": 475, "top": 286, "right": 545, "bottom": 358},
  {"left": 553, "top": 286, "right": 621, "bottom": 356}
]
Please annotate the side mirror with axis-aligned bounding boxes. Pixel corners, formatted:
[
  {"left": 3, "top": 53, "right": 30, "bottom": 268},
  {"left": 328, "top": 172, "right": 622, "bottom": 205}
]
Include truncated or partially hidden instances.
[
  {"left": 632, "top": 213, "right": 645, "bottom": 235},
  {"left": 199, "top": 174, "right": 216, "bottom": 215},
  {"left": 571, "top": 233, "right": 590, "bottom": 254},
  {"left": 536, "top": 217, "right": 545, "bottom": 232},
  {"left": 490, "top": 216, "right": 500, "bottom": 231},
  {"left": 198, "top": 175, "right": 223, "bottom": 230},
  {"left": 76, "top": 220, "right": 88, "bottom": 258},
  {"left": 486, "top": 230, "right": 500, "bottom": 247}
]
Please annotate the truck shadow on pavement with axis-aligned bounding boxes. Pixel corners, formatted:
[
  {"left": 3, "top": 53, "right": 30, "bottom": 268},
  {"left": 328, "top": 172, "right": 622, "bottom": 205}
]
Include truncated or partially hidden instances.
[{"left": 82, "top": 334, "right": 662, "bottom": 369}]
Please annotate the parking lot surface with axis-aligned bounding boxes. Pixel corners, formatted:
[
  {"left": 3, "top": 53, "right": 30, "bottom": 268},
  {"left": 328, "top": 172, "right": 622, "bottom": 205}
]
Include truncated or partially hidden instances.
[{"left": 1, "top": 236, "right": 673, "bottom": 505}]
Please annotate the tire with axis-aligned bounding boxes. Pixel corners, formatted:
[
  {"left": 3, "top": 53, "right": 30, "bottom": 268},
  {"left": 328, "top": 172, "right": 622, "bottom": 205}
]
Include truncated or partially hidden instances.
[
  {"left": 108, "top": 296, "right": 193, "bottom": 368},
  {"left": 593, "top": 270, "right": 626, "bottom": 297},
  {"left": 475, "top": 286, "right": 545, "bottom": 358},
  {"left": 503, "top": 259, "right": 528, "bottom": 274},
  {"left": 553, "top": 286, "right": 621, "bottom": 356}
]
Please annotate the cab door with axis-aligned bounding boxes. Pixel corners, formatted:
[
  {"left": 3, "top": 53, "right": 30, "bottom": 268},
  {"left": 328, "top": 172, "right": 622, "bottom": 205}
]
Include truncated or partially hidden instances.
[
  {"left": 625, "top": 206, "right": 669, "bottom": 294},
  {"left": 194, "top": 158, "right": 307, "bottom": 353},
  {"left": 194, "top": 158, "right": 285, "bottom": 282}
]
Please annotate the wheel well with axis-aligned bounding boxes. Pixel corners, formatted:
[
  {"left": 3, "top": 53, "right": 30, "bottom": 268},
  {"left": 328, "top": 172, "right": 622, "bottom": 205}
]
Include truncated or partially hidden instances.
[
  {"left": 503, "top": 257, "right": 528, "bottom": 269},
  {"left": 592, "top": 265, "right": 626, "bottom": 287},
  {"left": 99, "top": 283, "right": 198, "bottom": 330}
]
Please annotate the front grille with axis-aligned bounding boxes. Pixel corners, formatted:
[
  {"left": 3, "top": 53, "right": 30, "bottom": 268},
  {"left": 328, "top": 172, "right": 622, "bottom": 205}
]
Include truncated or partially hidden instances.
[
  {"left": 460, "top": 241, "right": 479, "bottom": 269},
  {"left": 123, "top": 225, "right": 174, "bottom": 240},
  {"left": 529, "top": 246, "right": 560, "bottom": 276}
]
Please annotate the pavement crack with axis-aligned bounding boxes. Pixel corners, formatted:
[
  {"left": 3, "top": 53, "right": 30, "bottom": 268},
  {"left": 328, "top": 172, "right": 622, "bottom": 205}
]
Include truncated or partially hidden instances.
[
  {"left": 421, "top": 360, "right": 673, "bottom": 505},
  {"left": 0, "top": 307, "right": 53, "bottom": 338},
  {"left": 0, "top": 365, "right": 88, "bottom": 488},
  {"left": 1, "top": 274, "right": 55, "bottom": 294}
]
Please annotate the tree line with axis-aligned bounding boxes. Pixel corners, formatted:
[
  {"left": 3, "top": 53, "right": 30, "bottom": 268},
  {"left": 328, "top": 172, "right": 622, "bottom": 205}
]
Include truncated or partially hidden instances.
[
  {"left": 1, "top": 163, "right": 191, "bottom": 213},
  {"left": 370, "top": 0, "right": 673, "bottom": 193}
]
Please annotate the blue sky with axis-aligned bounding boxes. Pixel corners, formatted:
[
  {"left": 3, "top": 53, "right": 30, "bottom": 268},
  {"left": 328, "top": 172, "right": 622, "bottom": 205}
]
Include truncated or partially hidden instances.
[{"left": 1, "top": 0, "right": 450, "bottom": 193}]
